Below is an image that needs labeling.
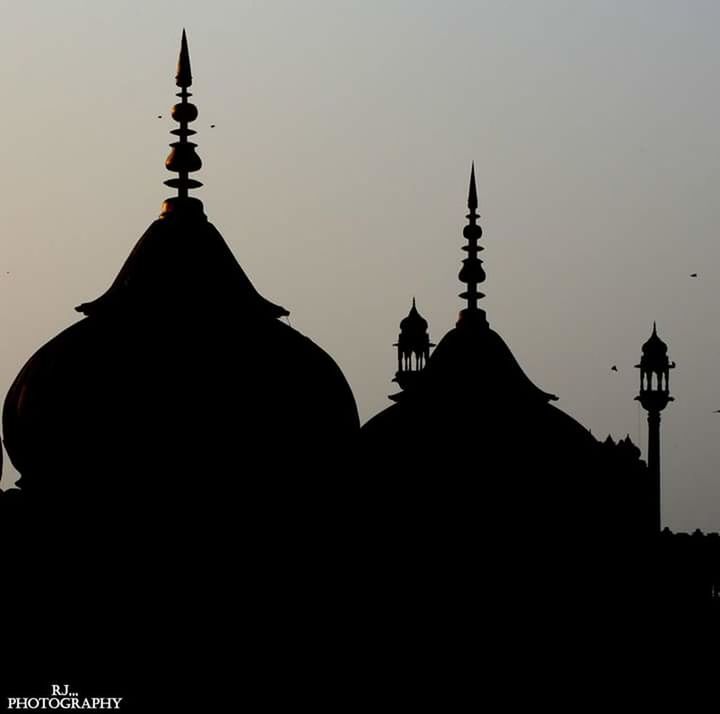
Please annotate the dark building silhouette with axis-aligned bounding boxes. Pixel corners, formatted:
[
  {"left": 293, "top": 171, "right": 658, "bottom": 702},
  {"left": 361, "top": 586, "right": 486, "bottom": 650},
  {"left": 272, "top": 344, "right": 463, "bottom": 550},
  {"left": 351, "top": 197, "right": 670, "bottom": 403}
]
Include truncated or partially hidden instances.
[
  {"left": 0, "top": 31, "right": 717, "bottom": 708},
  {"left": 359, "top": 164, "right": 715, "bottom": 616},
  {"left": 362, "top": 166, "right": 642, "bottom": 528},
  {"left": 0, "top": 33, "right": 364, "bottom": 707},
  {"left": 658, "top": 527, "right": 720, "bottom": 605}
]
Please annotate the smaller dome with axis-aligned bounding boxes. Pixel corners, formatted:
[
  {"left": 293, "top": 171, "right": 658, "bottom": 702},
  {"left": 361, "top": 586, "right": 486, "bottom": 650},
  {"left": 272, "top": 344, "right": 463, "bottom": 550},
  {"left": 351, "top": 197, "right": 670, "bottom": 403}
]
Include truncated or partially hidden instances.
[
  {"left": 638, "top": 322, "right": 673, "bottom": 377},
  {"left": 641, "top": 322, "right": 668, "bottom": 358},
  {"left": 399, "top": 299, "right": 428, "bottom": 334}
]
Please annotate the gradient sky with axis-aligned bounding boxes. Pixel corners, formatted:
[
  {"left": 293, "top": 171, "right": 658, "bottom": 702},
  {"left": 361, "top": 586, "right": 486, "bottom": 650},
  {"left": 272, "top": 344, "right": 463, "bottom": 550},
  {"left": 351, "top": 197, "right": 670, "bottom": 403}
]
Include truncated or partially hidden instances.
[{"left": 1, "top": 1, "right": 719, "bottom": 531}]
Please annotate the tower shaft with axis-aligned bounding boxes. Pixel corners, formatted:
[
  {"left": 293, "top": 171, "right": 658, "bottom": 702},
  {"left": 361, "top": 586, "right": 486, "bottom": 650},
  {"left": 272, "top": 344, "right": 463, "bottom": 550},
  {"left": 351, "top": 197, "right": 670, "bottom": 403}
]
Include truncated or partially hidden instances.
[{"left": 647, "top": 410, "right": 661, "bottom": 533}]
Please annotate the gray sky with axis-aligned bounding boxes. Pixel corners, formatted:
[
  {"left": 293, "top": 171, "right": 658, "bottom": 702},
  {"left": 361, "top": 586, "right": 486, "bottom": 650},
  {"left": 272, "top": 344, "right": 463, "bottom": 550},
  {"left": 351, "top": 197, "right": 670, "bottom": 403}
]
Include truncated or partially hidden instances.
[{"left": 1, "top": 0, "right": 718, "bottom": 531}]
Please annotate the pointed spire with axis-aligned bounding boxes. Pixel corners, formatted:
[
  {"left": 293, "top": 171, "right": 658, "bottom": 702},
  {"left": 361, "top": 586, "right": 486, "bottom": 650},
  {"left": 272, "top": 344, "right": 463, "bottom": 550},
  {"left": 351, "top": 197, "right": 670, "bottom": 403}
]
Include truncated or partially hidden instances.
[
  {"left": 457, "top": 162, "right": 487, "bottom": 328},
  {"left": 162, "top": 30, "right": 203, "bottom": 216},
  {"left": 652, "top": 321, "right": 657, "bottom": 336},
  {"left": 468, "top": 162, "right": 478, "bottom": 211},
  {"left": 176, "top": 29, "right": 192, "bottom": 87}
]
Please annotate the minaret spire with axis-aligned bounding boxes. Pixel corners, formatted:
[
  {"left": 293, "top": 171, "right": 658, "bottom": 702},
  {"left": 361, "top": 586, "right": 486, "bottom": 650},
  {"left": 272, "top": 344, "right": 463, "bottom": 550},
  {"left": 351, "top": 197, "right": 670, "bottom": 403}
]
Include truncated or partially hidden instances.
[
  {"left": 457, "top": 162, "right": 487, "bottom": 327},
  {"left": 468, "top": 162, "right": 478, "bottom": 211},
  {"left": 176, "top": 28, "right": 192, "bottom": 87},
  {"left": 162, "top": 29, "right": 203, "bottom": 216}
]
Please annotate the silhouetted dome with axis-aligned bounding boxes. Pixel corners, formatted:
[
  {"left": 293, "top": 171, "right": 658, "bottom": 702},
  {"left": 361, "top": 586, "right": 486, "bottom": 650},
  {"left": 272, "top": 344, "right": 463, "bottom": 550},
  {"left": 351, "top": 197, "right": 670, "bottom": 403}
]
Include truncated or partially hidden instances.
[
  {"left": 399, "top": 300, "right": 428, "bottom": 334},
  {"left": 75, "top": 201, "right": 287, "bottom": 321},
  {"left": 637, "top": 323, "right": 673, "bottom": 383},
  {"left": 3, "top": 204, "right": 359, "bottom": 500},
  {"left": 3, "top": 33, "right": 359, "bottom": 503},
  {"left": 420, "top": 320, "right": 558, "bottom": 403},
  {"left": 642, "top": 323, "right": 668, "bottom": 360},
  {"left": 363, "top": 317, "right": 594, "bottom": 457},
  {"left": 361, "top": 165, "right": 611, "bottom": 548}
]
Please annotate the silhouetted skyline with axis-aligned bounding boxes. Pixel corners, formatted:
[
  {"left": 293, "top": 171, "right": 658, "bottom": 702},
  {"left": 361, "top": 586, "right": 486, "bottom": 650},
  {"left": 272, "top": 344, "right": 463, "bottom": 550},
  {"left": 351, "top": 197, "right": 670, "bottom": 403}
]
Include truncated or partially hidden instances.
[
  {"left": 1, "top": 24, "right": 717, "bottom": 709},
  {"left": 0, "top": 2, "right": 719, "bottom": 531}
]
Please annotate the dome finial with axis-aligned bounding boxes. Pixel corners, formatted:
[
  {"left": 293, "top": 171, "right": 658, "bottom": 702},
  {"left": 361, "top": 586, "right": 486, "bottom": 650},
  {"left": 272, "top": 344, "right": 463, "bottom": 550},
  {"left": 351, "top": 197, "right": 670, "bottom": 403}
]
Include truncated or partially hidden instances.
[
  {"left": 457, "top": 162, "right": 487, "bottom": 328},
  {"left": 468, "top": 161, "right": 478, "bottom": 211},
  {"left": 176, "top": 28, "right": 192, "bottom": 87},
  {"left": 162, "top": 30, "right": 203, "bottom": 216}
]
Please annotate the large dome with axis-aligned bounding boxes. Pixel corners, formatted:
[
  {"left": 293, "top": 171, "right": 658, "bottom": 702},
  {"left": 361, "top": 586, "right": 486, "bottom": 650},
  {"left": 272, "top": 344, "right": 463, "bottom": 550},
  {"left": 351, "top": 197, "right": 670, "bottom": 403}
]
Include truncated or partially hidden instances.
[
  {"left": 362, "top": 164, "right": 596, "bottom": 487},
  {"left": 3, "top": 205, "right": 359, "bottom": 505},
  {"left": 362, "top": 318, "right": 599, "bottom": 502},
  {"left": 2, "top": 34, "right": 359, "bottom": 508},
  {"left": 1, "top": 36, "right": 364, "bottom": 700}
]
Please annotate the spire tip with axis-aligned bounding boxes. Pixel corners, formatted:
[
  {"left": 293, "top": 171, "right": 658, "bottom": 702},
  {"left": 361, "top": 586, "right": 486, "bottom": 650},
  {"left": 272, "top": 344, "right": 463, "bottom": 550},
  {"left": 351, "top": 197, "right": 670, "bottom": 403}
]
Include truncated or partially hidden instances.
[
  {"left": 468, "top": 162, "right": 478, "bottom": 211},
  {"left": 176, "top": 29, "right": 192, "bottom": 88}
]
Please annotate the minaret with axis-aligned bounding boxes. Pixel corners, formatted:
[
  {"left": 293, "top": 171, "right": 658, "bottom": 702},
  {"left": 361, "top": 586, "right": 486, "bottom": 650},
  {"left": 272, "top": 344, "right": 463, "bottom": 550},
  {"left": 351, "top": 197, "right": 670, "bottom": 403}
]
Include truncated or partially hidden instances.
[
  {"left": 635, "top": 323, "right": 675, "bottom": 533},
  {"left": 162, "top": 29, "right": 204, "bottom": 217},
  {"left": 458, "top": 162, "right": 487, "bottom": 328},
  {"left": 390, "top": 298, "right": 434, "bottom": 400}
]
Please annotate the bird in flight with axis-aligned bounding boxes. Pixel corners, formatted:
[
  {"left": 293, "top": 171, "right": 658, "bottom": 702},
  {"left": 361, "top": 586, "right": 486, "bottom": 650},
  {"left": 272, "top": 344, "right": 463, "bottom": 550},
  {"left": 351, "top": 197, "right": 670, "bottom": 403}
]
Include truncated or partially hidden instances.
[
  {"left": 210, "top": 124, "right": 216, "bottom": 128},
  {"left": 690, "top": 273, "right": 698, "bottom": 277},
  {"left": 611, "top": 365, "right": 618, "bottom": 372},
  {"left": 157, "top": 115, "right": 163, "bottom": 119}
]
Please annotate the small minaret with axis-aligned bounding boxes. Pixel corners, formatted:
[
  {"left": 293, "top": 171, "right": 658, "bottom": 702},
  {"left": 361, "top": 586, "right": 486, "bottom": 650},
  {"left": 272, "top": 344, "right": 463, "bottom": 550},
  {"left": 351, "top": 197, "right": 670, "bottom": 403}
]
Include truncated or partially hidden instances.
[
  {"left": 458, "top": 162, "right": 488, "bottom": 328},
  {"left": 162, "top": 29, "right": 204, "bottom": 217},
  {"left": 635, "top": 323, "right": 675, "bottom": 533},
  {"left": 391, "top": 298, "right": 434, "bottom": 399}
]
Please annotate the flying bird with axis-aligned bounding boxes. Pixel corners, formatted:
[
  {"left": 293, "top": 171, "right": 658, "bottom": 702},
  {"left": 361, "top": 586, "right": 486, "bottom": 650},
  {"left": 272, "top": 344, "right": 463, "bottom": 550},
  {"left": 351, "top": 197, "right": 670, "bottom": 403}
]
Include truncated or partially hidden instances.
[
  {"left": 611, "top": 365, "right": 618, "bottom": 372},
  {"left": 714, "top": 410, "right": 720, "bottom": 413},
  {"left": 210, "top": 124, "right": 216, "bottom": 128},
  {"left": 157, "top": 115, "right": 163, "bottom": 119},
  {"left": 690, "top": 273, "right": 698, "bottom": 277}
]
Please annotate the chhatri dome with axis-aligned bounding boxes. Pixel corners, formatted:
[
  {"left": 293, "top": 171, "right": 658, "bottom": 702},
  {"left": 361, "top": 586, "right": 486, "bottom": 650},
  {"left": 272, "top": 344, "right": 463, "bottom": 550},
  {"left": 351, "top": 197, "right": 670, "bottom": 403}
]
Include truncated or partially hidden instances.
[
  {"left": 400, "top": 299, "right": 428, "bottom": 334},
  {"left": 640, "top": 322, "right": 672, "bottom": 371},
  {"left": 2, "top": 32, "right": 359, "bottom": 504}
]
